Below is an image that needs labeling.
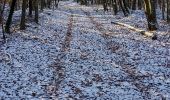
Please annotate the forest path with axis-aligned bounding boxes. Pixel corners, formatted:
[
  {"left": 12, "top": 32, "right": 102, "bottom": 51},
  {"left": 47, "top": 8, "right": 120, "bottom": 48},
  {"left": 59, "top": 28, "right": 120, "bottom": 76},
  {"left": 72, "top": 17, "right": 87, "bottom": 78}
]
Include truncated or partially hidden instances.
[
  {"left": 0, "top": 0, "right": 169, "bottom": 100},
  {"left": 80, "top": 9, "right": 155, "bottom": 99},
  {"left": 46, "top": 8, "right": 75, "bottom": 97},
  {"left": 47, "top": 1, "right": 170, "bottom": 99}
]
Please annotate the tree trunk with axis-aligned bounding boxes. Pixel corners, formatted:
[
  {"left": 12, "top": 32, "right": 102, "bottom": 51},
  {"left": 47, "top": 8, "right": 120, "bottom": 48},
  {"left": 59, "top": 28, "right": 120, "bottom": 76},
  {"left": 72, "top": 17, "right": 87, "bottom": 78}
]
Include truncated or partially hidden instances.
[
  {"left": 1, "top": 0, "right": 7, "bottom": 40},
  {"left": 34, "top": 0, "right": 39, "bottom": 23},
  {"left": 0, "top": 1, "right": 2, "bottom": 24},
  {"left": 41, "top": 0, "right": 45, "bottom": 11},
  {"left": 167, "top": 0, "right": 170, "bottom": 23},
  {"left": 144, "top": 0, "right": 158, "bottom": 31},
  {"left": 29, "top": 0, "right": 32, "bottom": 17},
  {"left": 47, "top": 0, "right": 51, "bottom": 9},
  {"left": 0, "top": 1, "right": 3, "bottom": 24},
  {"left": 5, "top": 0, "right": 17, "bottom": 33},
  {"left": 132, "top": 0, "right": 136, "bottom": 10},
  {"left": 119, "top": 0, "right": 129, "bottom": 16},
  {"left": 112, "top": 0, "right": 118, "bottom": 15},
  {"left": 103, "top": 0, "right": 108, "bottom": 11},
  {"left": 162, "top": 0, "right": 165, "bottom": 20},
  {"left": 0, "top": 0, "right": 2, "bottom": 24},
  {"left": 111, "top": 21, "right": 157, "bottom": 40},
  {"left": 20, "top": 0, "right": 27, "bottom": 30},
  {"left": 123, "top": 0, "right": 130, "bottom": 14},
  {"left": 138, "top": 0, "right": 142, "bottom": 10}
]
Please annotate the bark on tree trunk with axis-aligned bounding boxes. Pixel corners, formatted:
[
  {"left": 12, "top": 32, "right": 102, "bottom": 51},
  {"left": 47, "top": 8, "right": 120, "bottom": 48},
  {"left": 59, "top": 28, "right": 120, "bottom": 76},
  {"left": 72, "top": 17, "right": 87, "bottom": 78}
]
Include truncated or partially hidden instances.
[
  {"left": 138, "top": 0, "right": 142, "bottom": 10},
  {"left": 144, "top": 0, "right": 158, "bottom": 31},
  {"left": 103, "top": 0, "right": 108, "bottom": 11},
  {"left": 112, "top": 0, "right": 118, "bottom": 15},
  {"left": 162, "top": 0, "right": 165, "bottom": 20},
  {"left": 34, "top": 0, "right": 39, "bottom": 24},
  {"left": 0, "top": 1, "right": 2, "bottom": 24},
  {"left": 29, "top": 0, "right": 32, "bottom": 17},
  {"left": 167, "top": 0, "right": 170, "bottom": 23},
  {"left": 5, "top": 0, "right": 17, "bottom": 33},
  {"left": 41, "top": 0, "right": 44, "bottom": 11},
  {"left": 119, "top": 0, "right": 129, "bottom": 16},
  {"left": 132, "top": 0, "right": 136, "bottom": 10},
  {"left": 123, "top": 0, "right": 130, "bottom": 14},
  {"left": 1, "top": 0, "right": 6, "bottom": 40},
  {"left": 20, "top": 0, "right": 27, "bottom": 30}
]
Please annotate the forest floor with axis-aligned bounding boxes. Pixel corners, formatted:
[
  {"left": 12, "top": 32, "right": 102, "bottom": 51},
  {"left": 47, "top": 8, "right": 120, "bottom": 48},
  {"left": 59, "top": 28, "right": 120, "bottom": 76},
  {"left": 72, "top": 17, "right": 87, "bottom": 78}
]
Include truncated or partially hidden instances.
[{"left": 0, "top": 1, "right": 170, "bottom": 100}]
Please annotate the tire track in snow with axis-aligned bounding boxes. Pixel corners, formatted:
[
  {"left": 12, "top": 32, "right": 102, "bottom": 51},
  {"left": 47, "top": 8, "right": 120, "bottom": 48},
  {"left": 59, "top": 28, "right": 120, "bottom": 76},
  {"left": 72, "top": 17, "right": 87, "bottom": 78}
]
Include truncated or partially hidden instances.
[
  {"left": 46, "top": 9, "right": 74, "bottom": 98},
  {"left": 81, "top": 9, "right": 111, "bottom": 38},
  {"left": 117, "top": 62, "right": 153, "bottom": 99},
  {"left": 62, "top": 9, "right": 74, "bottom": 52},
  {"left": 81, "top": 9, "right": 166, "bottom": 99}
]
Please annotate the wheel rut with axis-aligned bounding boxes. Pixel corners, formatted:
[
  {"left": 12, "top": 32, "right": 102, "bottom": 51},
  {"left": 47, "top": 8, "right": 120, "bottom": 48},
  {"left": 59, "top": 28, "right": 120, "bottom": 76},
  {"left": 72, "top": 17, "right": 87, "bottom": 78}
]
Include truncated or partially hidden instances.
[
  {"left": 62, "top": 10, "right": 74, "bottom": 52},
  {"left": 81, "top": 9, "right": 110, "bottom": 38},
  {"left": 45, "top": 9, "right": 74, "bottom": 98},
  {"left": 81, "top": 9, "right": 164, "bottom": 99}
]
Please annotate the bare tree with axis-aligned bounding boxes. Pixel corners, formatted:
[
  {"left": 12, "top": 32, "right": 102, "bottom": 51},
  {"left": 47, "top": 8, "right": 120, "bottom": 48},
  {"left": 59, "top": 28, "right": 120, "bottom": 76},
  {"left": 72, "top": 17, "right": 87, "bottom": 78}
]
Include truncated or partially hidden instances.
[
  {"left": 0, "top": 0, "right": 2, "bottom": 24},
  {"left": 144, "top": 0, "right": 158, "bottom": 30},
  {"left": 34, "top": 0, "right": 39, "bottom": 23},
  {"left": 162, "top": 0, "right": 165, "bottom": 20},
  {"left": 5, "top": 0, "right": 17, "bottom": 33},
  {"left": 29, "top": 0, "right": 33, "bottom": 17},
  {"left": 20, "top": 0, "right": 27, "bottom": 30},
  {"left": 167, "top": 0, "right": 170, "bottom": 22},
  {"left": 1, "top": 0, "right": 7, "bottom": 40}
]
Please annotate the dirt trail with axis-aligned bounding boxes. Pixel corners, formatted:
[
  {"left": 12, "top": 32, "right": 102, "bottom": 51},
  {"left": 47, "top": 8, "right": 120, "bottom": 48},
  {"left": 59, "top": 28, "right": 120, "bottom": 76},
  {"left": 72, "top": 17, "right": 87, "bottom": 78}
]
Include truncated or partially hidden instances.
[
  {"left": 43, "top": 2, "right": 169, "bottom": 99},
  {"left": 0, "top": 1, "right": 169, "bottom": 99},
  {"left": 62, "top": 9, "right": 74, "bottom": 52},
  {"left": 46, "top": 9, "right": 74, "bottom": 97},
  {"left": 81, "top": 9, "right": 111, "bottom": 38},
  {"left": 80, "top": 9, "right": 164, "bottom": 99}
]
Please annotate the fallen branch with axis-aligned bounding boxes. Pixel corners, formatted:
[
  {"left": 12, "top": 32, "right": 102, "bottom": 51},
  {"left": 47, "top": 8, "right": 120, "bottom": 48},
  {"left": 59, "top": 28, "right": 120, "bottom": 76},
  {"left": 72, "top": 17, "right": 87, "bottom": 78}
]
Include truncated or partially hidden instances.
[{"left": 111, "top": 21, "right": 157, "bottom": 40}]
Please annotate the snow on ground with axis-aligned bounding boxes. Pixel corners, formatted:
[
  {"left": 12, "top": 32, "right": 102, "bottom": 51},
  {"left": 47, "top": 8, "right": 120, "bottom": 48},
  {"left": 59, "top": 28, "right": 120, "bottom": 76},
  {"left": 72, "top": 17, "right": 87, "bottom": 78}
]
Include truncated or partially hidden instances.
[{"left": 0, "top": 0, "right": 170, "bottom": 100}]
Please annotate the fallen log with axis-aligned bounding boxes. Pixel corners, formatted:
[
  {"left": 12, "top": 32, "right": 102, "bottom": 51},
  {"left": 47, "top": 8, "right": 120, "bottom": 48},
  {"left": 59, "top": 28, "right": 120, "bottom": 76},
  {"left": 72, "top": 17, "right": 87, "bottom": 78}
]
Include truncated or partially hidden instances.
[{"left": 111, "top": 21, "right": 157, "bottom": 40}]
